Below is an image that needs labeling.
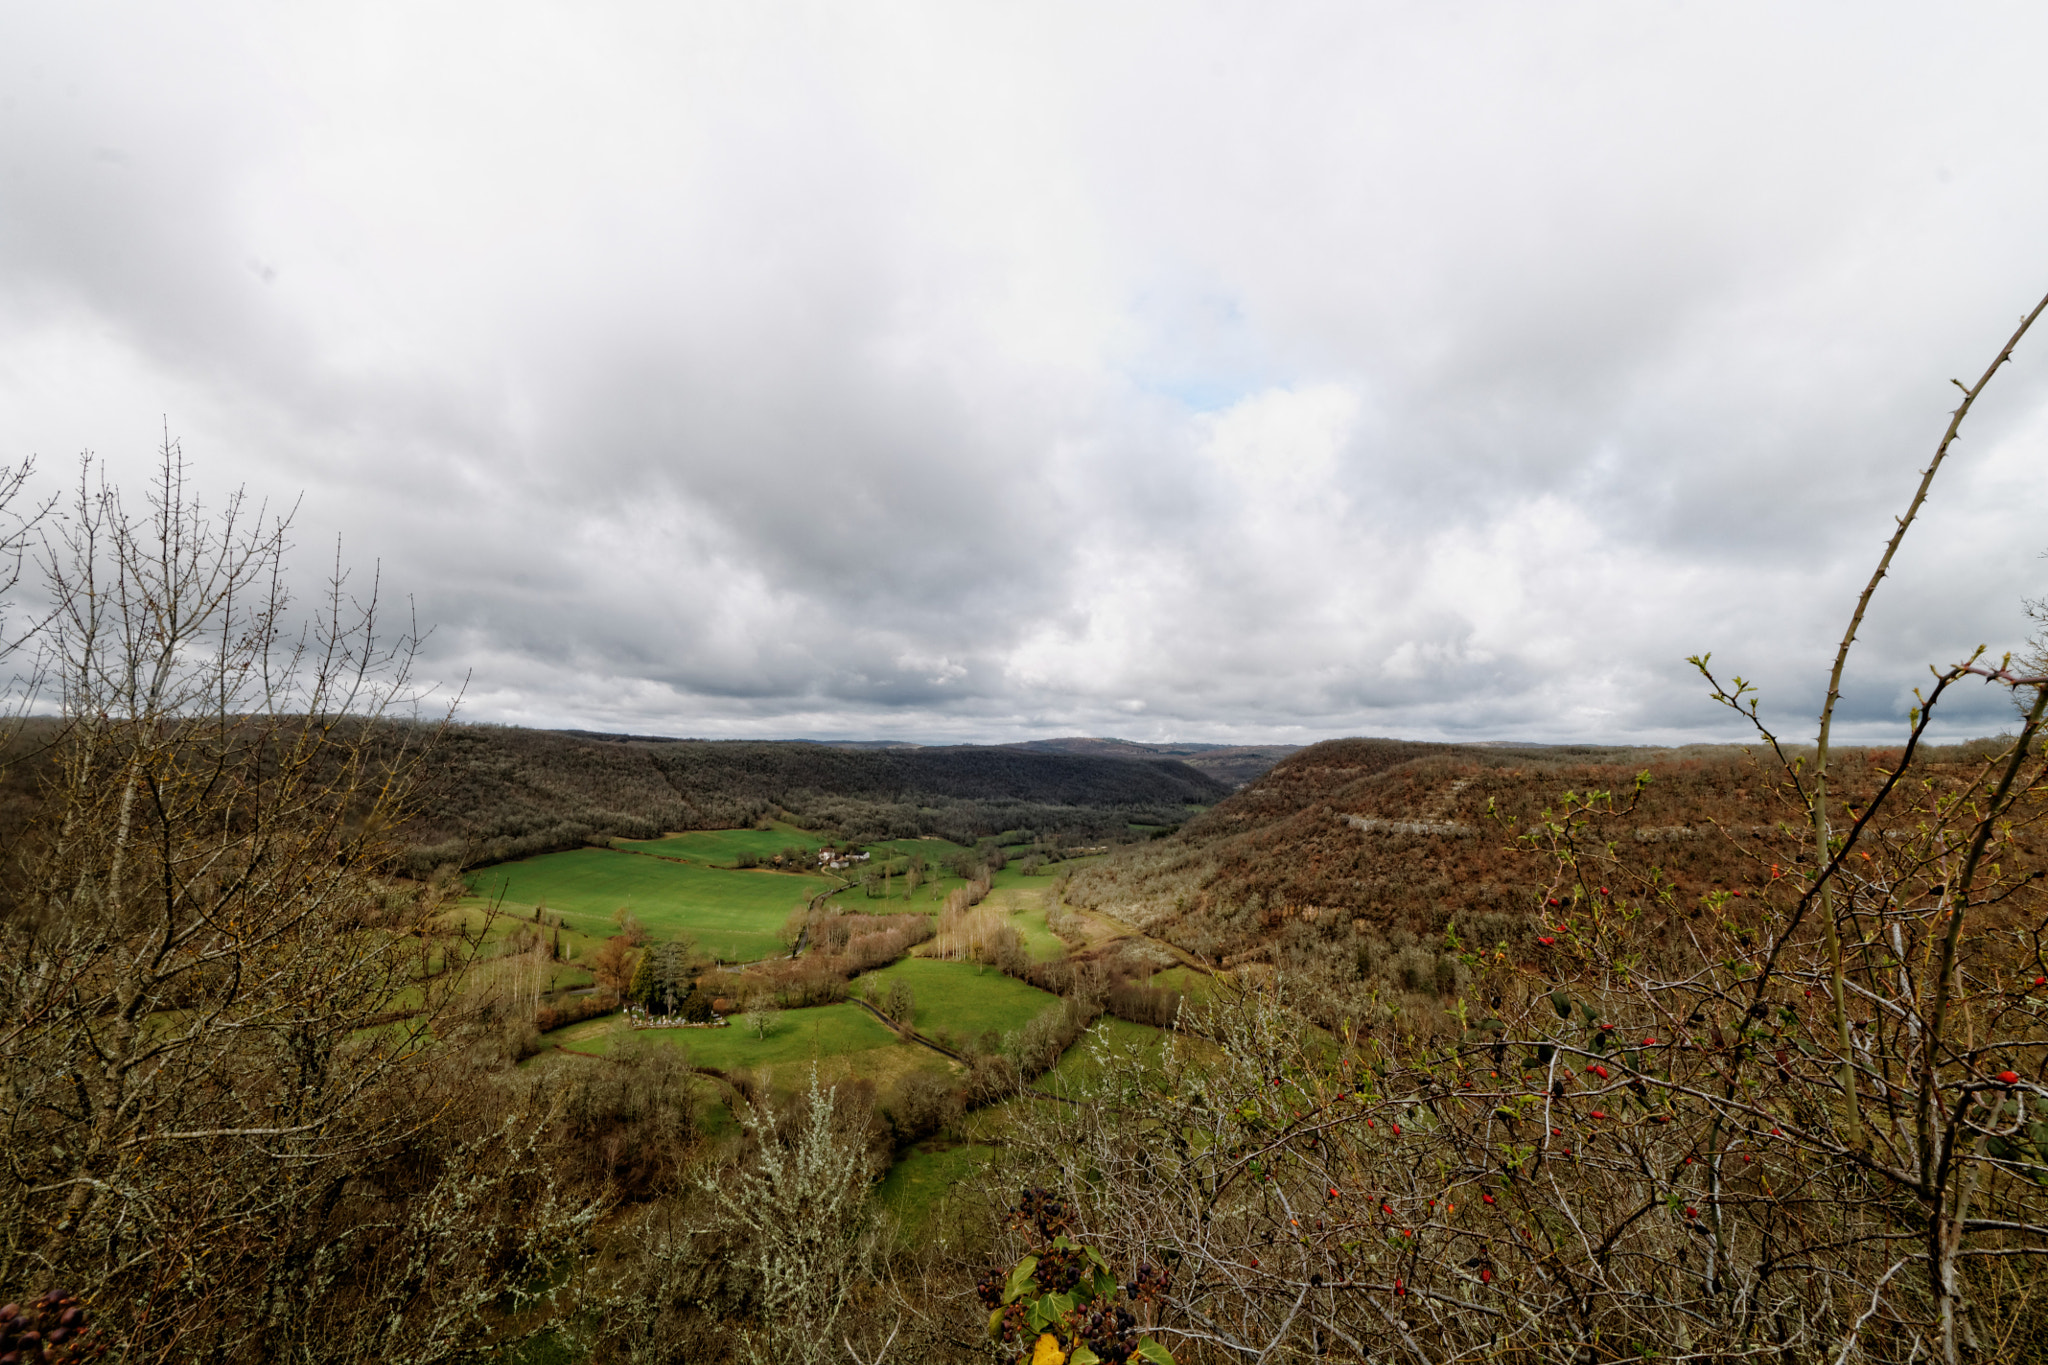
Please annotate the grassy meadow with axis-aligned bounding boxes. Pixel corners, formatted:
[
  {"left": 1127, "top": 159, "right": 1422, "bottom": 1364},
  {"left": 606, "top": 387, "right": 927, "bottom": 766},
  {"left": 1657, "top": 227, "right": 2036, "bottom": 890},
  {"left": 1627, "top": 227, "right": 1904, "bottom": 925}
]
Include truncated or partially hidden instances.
[
  {"left": 464, "top": 846, "right": 830, "bottom": 960},
  {"left": 614, "top": 822, "right": 826, "bottom": 865},
  {"left": 859, "top": 957, "right": 1058, "bottom": 1044},
  {"left": 459, "top": 828, "right": 1204, "bottom": 1217}
]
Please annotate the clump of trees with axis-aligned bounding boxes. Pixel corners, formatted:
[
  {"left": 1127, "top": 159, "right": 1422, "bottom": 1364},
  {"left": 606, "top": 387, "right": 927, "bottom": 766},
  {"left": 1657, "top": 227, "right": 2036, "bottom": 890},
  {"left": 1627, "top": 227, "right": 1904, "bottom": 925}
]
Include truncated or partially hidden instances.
[{"left": 0, "top": 445, "right": 605, "bottom": 1359}]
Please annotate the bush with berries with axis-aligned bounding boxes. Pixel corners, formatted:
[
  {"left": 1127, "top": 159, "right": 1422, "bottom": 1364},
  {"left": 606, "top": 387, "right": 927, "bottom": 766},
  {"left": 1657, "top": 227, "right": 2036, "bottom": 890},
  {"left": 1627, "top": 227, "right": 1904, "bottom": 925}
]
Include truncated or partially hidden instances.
[
  {"left": 0, "top": 1291, "right": 98, "bottom": 1363},
  {"left": 979, "top": 1189, "right": 1173, "bottom": 1365}
]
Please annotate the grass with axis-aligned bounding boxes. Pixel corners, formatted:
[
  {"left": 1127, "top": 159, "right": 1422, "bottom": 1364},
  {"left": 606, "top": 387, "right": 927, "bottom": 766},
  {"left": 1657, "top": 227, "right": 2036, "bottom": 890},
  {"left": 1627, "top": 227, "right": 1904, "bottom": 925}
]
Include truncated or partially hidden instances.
[
  {"left": 867, "top": 836, "right": 973, "bottom": 861},
  {"left": 463, "top": 847, "right": 830, "bottom": 961},
  {"left": 1033, "top": 1017, "right": 1169, "bottom": 1099},
  {"left": 976, "top": 883, "right": 1067, "bottom": 961},
  {"left": 548, "top": 1003, "right": 956, "bottom": 1099},
  {"left": 877, "top": 1142, "right": 997, "bottom": 1240},
  {"left": 1151, "top": 964, "right": 1228, "bottom": 1008},
  {"left": 859, "top": 958, "right": 1058, "bottom": 1045},
  {"left": 614, "top": 823, "right": 826, "bottom": 865}
]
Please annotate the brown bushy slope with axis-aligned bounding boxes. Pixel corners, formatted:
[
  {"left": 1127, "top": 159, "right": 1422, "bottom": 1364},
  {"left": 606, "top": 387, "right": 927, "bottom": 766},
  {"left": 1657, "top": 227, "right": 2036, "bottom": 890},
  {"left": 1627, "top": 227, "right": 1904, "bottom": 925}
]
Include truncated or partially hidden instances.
[{"left": 1063, "top": 734, "right": 2015, "bottom": 1028}]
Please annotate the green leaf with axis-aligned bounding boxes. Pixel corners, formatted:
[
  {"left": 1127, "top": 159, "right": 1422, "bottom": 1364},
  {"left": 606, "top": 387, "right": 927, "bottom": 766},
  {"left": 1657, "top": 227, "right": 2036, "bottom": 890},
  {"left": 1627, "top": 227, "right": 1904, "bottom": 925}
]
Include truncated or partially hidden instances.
[
  {"left": 1034, "top": 1291, "right": 1076, "bottom": 1324},
  {"left": 1084, "top": 1245, "right": 1109, "bottom": 1271},
  {"left": 1135, "top": 1339, "right": 1177, "bottom": 1365},
  {"left": 988, "top": 1307, "right": 1006, "bottom": 1338},
  {"left": 1070, "top": 1347, "right": 1103, "bottom": 1365},
  {"left": 1004, "top": 1256, "right": 1040, "bottom": 1305},
  {"left": 1550, "top": 989, "right": 1572, "bottom": 1020}
]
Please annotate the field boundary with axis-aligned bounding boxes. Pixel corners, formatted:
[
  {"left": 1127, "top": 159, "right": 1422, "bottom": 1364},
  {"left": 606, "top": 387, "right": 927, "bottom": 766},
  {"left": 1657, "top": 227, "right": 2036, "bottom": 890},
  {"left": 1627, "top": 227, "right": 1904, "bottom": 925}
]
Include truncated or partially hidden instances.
[{"left": 847, "top": 996, "right": 967, "bottom": 1062}]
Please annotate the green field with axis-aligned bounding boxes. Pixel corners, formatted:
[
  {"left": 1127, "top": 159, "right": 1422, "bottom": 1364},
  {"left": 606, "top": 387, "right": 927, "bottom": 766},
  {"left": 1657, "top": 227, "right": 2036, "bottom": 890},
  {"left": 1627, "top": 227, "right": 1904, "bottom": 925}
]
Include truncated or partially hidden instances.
[
  {"left": 567, "top": 1001, "right": 896, "bottom": 1062},
  {"left": 1150, "top": 964, "right": 1228, "bottom": 1008},
  {"left": 548, "top": 1003, "right": 953, "bottom": 1098},
  {"left": 464, "top": 847, "right": 829, "bottom": 961},
  {"left": 860, "top": 957, "right": 1058, "bottom": 1045},
  {"left": 866, "top": 836, "right": 972, "bottom": 862},
  {"left": 877, "top": 1142, "right": 997, "bottom": 1238},
  {"left": 614, "top": 824, "right": 827, "bottom": 865},
  {"left": 1032, "top": 1017, "right": 1169, "bottom": 1099}
]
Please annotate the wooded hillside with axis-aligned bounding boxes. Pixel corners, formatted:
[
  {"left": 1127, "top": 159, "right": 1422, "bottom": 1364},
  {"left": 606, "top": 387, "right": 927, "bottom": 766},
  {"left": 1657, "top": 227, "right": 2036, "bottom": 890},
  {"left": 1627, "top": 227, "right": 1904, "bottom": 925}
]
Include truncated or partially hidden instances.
[{"left": 389, "top": 728, "right": 1228, "bottom": 873}]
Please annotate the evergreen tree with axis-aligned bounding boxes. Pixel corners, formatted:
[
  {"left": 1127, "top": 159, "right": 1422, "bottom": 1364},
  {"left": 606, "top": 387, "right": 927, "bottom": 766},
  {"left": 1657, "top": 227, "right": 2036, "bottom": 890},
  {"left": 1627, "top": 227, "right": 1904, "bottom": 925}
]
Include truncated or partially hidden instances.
[{"left": 628, "top": 950, "right": 653, "bottom": 1006}]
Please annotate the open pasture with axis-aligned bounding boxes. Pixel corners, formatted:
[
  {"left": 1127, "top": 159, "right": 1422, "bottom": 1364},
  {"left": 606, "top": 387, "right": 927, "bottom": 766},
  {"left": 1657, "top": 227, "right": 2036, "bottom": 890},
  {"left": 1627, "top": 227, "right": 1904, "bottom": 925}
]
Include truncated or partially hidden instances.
[
  {"left": 549, "top": 1003, "right": 951, "bottom": 1097},
  {"left": 860, "top": 957, "right": 1057, "bottom": 1043},
  {"left": 464, "top": 847, "right": 829, "bottom": 961},
  {"left": 1032, "top": 1017, "right": 1168, "bottom": 1098},
  {"left": 877, "top": 1142, "right": 996, "bottom": 1239},
  {"left": 866, "top": 836, "right": 973, "bottom": 862},
  {"left": 614, "top": 823, "right": 826, "bottom": 865}
]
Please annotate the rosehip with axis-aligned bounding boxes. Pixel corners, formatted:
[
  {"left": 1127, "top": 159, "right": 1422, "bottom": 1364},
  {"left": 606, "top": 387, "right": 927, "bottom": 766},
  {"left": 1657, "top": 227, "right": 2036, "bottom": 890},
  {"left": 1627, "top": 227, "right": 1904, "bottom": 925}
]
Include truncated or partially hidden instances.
[{"left": 2000, "top": 1071, "right": 2021, "bottom": 1085}]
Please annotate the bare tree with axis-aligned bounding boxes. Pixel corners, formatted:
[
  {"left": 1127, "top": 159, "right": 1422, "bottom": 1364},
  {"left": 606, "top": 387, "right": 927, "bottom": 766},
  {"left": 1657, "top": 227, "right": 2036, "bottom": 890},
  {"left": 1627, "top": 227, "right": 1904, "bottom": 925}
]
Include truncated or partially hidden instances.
[{"left": 0, "top": 439, "right": 599, "bottom": 1360}]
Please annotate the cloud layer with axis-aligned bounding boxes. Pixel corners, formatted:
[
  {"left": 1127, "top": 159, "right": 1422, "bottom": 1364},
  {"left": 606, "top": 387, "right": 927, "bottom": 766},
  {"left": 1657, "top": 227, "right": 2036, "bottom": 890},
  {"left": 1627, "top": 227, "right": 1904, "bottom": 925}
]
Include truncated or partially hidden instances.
[{"left": 5, "top": 2, "right": 2048, "bottom": 744}]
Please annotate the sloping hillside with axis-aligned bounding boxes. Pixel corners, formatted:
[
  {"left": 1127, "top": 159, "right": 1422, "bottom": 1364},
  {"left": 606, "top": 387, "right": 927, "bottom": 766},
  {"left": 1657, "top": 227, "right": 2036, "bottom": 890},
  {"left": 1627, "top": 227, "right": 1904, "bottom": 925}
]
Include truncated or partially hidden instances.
[
  {"left": 1062, "top": 734, "right": 2011, "bottom": 1029},
  {"left": 1002, "top": 737, "right": 1300, "bottom": 788},
  {"left": 395, "top": 728, "right": 1226, "bottom": 872}
]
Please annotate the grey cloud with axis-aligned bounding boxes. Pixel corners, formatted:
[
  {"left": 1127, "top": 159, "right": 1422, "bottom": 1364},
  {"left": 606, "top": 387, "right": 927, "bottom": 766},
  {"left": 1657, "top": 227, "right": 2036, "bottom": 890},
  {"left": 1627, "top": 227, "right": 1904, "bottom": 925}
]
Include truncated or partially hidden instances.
[{"left": 4, "top": 2, "right": 2048, "bottom": 747}]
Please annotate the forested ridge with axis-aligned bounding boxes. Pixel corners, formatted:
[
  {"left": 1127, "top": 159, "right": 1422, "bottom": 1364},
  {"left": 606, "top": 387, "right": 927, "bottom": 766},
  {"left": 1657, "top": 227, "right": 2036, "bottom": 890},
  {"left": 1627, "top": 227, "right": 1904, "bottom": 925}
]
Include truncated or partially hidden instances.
[{"left": 392, "top": 728, "right": 1227, "bottom": 873}]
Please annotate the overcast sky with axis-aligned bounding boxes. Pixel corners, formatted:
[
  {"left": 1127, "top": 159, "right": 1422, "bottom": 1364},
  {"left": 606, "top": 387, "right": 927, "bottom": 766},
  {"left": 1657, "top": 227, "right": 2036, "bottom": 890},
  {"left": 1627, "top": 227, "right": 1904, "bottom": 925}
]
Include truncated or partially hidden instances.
[{"left": 4, "top": 3, "right": 2048, "bottom": 746}]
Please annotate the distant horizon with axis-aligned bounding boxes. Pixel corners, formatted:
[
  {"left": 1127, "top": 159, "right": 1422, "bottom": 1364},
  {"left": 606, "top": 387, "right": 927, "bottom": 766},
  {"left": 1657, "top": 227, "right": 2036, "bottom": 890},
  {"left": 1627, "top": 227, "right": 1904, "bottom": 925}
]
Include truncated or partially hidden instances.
[
  {"left": 536, "top": 726, "right": 2011, "bottom": 754},
  {"left": 7, "top": 5, "right": 2047, "bottom": 749}
]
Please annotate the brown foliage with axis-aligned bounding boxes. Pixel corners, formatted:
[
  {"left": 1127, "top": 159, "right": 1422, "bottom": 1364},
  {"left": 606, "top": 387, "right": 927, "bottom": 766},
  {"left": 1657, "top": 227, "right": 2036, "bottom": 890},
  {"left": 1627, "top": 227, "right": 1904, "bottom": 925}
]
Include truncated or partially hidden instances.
[{"left": 588, "top": 932, "right": 641, "bottom": 995}]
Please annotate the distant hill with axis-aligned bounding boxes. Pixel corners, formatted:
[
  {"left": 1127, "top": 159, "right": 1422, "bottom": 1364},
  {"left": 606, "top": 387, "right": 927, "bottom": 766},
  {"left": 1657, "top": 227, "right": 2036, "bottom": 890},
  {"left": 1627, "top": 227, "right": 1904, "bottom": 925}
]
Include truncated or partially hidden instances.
[
  {"left": 997, "top": 737, "right": 1301, "bottom": 789},
  {"left": 1059, "top": 734, "right": 2007, "bottom": 1030},
  {"left": 392, "top": 728, "right": 1228, "bottom": 874}
]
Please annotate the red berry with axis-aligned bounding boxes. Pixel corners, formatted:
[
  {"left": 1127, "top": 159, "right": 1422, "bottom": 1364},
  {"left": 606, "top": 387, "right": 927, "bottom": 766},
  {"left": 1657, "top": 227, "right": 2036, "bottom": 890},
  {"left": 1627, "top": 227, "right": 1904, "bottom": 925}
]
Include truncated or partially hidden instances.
[
  {"left": 1591, "top": 1110, "right": 1607, "bottom": 1119},
  {"left": 2000, "top": 1070, "right": 2021, "bottom": 1085},
  {"left": 1685, "top": 1206, "right": 1699, "bottom": 1218},
  {"left": 1482, "top": 1194, "right": 1495, "bottom": 1204},
  {"left": 1538, "top": 937, "right": 1556, "bottom": 946}
]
